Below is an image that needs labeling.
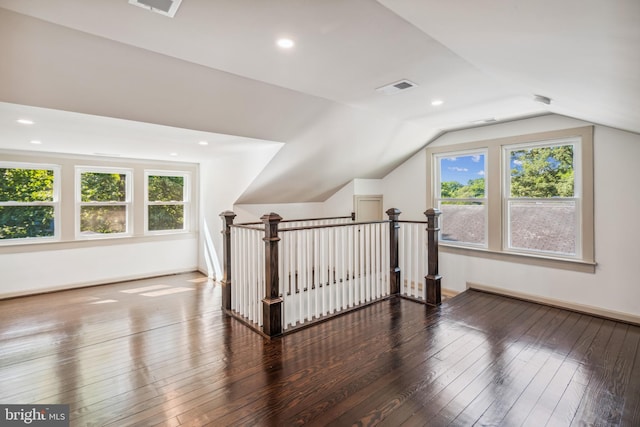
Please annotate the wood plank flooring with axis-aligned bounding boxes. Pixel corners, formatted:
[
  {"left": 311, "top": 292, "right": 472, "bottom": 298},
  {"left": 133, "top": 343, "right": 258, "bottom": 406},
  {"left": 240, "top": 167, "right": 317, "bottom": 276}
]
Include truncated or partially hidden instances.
[{"left": 1, "top": 272, "right": 639, "bottom": 426}]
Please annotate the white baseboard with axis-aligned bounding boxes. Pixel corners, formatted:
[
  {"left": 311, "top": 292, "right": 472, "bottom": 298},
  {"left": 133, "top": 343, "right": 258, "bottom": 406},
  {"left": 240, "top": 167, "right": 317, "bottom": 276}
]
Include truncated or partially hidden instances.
[
  {"left": 0, "top": 267, "right": 200, "bottom": 300},
  {"left": 467, "top": 282, "right": 640, "bottom": 325},
  {"left": 442, "top": 287, "right": 460, "bottom": 298}
]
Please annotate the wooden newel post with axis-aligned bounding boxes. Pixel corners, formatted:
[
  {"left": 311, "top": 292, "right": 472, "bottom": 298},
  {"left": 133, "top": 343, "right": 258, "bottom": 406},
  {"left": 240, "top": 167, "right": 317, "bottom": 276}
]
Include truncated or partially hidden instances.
[
  {"left": 425, "top": 208, "right": 442, "bottom": 306},
  {"left": 261, "top": 212, "right": 283, "bottom": 337},
  {"left": 386, "top": 208, "right": 401, "bottom": 295},
  {"left": 220, "top": 211, "right": 237, "bottom": 311}
]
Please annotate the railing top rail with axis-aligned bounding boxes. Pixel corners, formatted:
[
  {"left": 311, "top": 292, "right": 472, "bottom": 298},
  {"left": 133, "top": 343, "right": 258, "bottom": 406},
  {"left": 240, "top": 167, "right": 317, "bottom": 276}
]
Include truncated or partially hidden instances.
[
  {"left": 280, "top": 215, "right": 353, "bottom": 223},
  {"left": 231, "top": 217, "right": 427, "bottom": 230},
  {"left": 279, "top": 220, "right": 391, "bottom": 232},
  {"left": 230, "top": 224, "right": 264, "bottom": 230},
  {"left": 233, "top": 214, "right": 353, "bottom": 227},
  {"left": 233, "top": 221, "right": 262, "bottom": 226}
]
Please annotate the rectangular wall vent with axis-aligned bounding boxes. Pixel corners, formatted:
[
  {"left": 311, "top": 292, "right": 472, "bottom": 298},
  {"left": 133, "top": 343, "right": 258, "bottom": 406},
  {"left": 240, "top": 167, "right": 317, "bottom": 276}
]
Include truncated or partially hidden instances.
[
  {"left": 129, "top": 0, "right": 183, "bottom": 18},
  {"left": 375, "top": 79, "right": 418, "bottom": 95}
]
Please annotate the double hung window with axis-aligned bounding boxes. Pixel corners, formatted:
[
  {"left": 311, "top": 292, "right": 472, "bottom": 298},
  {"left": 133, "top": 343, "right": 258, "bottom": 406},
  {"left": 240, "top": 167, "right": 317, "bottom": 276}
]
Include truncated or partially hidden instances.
[
  {"left": 428, "top": 126, "right": 593, "bottom": 264},
  {"left": 434, "top": 151, "right": 487, "bottom": 247},
  {"left": 77, "top": 167, "right": 132, "bottom": 238},
  {"left": 504, "top": 139, "right": 580, "bottom": 257},
  {"left": 145, "top": 171, "right": 190, "bottom": 233},
  {"left": 0, "top": 163, "right": 60, "bottom": 243}
]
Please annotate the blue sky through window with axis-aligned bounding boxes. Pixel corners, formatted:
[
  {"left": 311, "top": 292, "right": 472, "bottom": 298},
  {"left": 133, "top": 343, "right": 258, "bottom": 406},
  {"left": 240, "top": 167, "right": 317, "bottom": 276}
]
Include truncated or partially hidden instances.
[{"left": 440, "top": 154, "right": 485, "bottom": 184}]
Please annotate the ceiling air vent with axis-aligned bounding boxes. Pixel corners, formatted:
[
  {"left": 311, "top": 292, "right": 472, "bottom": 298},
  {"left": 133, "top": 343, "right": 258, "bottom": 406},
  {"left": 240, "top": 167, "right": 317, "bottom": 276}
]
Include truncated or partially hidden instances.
[
  {"left": 129, "top": 0, "right": 183, "bottom": 18},
  {"left": 376, "top": 79, "right": 418, "bottom": 95}
]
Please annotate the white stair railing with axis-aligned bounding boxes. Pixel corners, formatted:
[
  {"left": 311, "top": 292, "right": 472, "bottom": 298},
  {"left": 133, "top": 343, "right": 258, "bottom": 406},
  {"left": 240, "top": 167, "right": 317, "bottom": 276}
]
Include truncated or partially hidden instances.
[
  {"left": 230, "top": 225, "right": 264, "bottom": 326},
  {"left": 279, "top": 222, "right": 389, "bottom": 330},
  {"left": 399, "top": 221, "right": 429, "bottom": 301},
  {"left": 221, "top": 209, "right": 441, "bottom": 337}
]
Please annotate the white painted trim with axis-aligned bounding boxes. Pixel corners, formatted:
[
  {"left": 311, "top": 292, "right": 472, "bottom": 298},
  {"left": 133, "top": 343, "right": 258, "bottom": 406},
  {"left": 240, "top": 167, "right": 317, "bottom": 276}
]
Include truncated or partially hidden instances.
[
  {"left": 354, "top": 194, "right": 383, "bottom": 221},
  {"left": 0, "top": 268, "right": 198, "bottom": 300},
  {"left": 467, "top": 282, "right": 640, "bottom": 326},
  {"left": 197, "top": 267, "right": 215, "bottom": 280},
  {"left": 442, "top": 288, "right": 459, "bottom": 299}
]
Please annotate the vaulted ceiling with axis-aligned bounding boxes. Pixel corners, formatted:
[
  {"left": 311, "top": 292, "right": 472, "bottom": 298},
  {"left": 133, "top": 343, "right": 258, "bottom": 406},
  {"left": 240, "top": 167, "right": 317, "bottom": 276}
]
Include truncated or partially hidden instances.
[{"left": 0, "top": 0, "right": 638, "bottom": 203}]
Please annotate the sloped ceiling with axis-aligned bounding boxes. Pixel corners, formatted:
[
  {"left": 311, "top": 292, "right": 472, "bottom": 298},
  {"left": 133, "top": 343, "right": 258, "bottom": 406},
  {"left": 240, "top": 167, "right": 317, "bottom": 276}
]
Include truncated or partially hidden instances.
[
  {"left": 0, "top": 0, "right": 637, "bottom": 203},
  {"left": 378, "top": 0, "right": 640, "bottom": 134}
]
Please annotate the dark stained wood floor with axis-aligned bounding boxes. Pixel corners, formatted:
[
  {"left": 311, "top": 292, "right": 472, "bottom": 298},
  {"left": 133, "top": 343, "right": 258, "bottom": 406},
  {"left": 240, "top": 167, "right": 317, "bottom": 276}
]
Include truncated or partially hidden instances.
[{"left": 1, "top": 272, "right": 639, "bottom": 426}]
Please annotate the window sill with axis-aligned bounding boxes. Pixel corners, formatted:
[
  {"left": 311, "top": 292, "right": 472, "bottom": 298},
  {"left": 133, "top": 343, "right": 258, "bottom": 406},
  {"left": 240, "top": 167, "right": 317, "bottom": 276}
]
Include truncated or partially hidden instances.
[
  {"left": 0, "top": 231, "right": 198, "bottom": 254},
  {"left": 439, "top": 243, "right": 596, "bottom": 274},
  {"left": 144, "top": 229, "right": 190, "bottom": 236}
]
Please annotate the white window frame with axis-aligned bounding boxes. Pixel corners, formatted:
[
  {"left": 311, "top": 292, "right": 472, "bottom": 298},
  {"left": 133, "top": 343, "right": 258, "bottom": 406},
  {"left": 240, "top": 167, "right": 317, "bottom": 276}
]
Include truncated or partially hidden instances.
[
  {"left": 426, "top": 126, "right": 594, "bottom": 268},
  {"left": 502, "top": 138, "right": 582, "bottom": 259},
  {"left": 0, "top": 162, "right": 61, "bottom": 245},
  {"left": 433, "top": 149, "right": 488, "bottom": 248},
  {"left": 75, "top": 166, "right": 133, "bottom": 239},
  {"left": 144, "top": 170, "right": 190, "bottom": 234}
]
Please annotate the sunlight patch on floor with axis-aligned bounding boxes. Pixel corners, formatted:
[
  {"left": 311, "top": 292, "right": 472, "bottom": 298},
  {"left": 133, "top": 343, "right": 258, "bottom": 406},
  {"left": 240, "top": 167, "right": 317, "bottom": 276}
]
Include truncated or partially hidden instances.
[
  {"left": 120, "top": 285, "right": 170, "bottom": 293},
  {"left": 140, "top": 287, "right": 195, "bottom": 297}
]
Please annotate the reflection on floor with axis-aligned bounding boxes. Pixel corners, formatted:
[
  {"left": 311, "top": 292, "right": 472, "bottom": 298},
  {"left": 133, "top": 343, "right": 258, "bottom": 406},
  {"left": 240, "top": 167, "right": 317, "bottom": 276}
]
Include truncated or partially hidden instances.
[{"left": 0, "top": 272, "right": 638, "bottom": 426}]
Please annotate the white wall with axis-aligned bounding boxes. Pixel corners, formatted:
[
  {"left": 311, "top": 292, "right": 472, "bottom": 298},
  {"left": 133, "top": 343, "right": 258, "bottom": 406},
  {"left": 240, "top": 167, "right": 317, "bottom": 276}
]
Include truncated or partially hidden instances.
[
  {"left": 323, "top": 181, "right": 355, "bottom": 217},
  {"left": 230, "top": 178, "right": 385, "bottom": 232},
  {"left": 353, "top": 178, "right": 383, "bottom": 196},
  {"left": 233, "top": 203, "right": 324, "bottom": 224},
  {"left": 381, "top": 149, "right": 427, "bottom": 221},
  {"left": 322, "top": 178, "right": 386, "bottom": 217},
  {"left": 0, "top": 239, "right": 197, "bottom": 298},
  {"left": 381, "top": 115, "right": 640, "bottom": 319},
  {"left": 198, "top": 144, "right": 282, "bottom": 279},
  {"left": 0, "top": 141, "right": 281, "bottom": 296},
  {"left": 0, "top": 151, "right": 200, "bottom": 298}
]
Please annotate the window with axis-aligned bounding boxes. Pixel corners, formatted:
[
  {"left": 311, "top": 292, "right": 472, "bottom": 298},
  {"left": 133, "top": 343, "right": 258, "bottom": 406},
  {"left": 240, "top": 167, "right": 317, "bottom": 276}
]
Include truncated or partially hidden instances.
[
  {"left": 435, "top": 151, "right": 487, "bottom": 246},
  {"left": 0, "top": 163, "right": 60, "bottom": 243},
  {"left": 77, "top": 167, "right": 132, "bottom": 238},
  {"left": 504, "top": 139, "right": 580, "bottom": 257},
  {"left": 145, "top": 171, "right": 189, "bottom": 233},
  {"left": 427, "top": 126, "right": 594, "bottom": 264}
]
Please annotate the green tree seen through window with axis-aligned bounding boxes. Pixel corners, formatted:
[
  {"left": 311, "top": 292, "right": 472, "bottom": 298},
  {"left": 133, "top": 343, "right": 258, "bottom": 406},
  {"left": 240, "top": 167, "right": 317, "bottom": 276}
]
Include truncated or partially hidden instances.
[
  {"left": 148, "top": 175, "right": 185, "bottom": 231},
  {"left": 440, "top": 145, "right": 573, "bottom": 200},
  {"left": 440, "top": 178, "right": 485, "bottom": 200},
  {"left": 81, "top": 172, "right": 126, "bottom": 202},
  {"left": 0, "top": 168, "right": 55, "bottom": 240},
  {"left": 510, "top": 145, "right": 574, "bottom": 198},
  {"left": 80, "top": 172, "right": 128, "bottom": 234},
  {"left": 0, "top": 168, "right": 53, "bottom": 202}
]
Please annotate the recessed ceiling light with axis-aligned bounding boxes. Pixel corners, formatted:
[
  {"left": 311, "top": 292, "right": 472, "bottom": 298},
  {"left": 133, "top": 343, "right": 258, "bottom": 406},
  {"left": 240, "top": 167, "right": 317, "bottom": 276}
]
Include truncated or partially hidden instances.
[
  {"left": 431, "top": 99, "right": 444, "bottom": 106},
  {"left": 17, "top": 119, "right": 34, "bottom": 125},
  {"left": 276, "top": 38, "right": 295, "bottom": 49},
  {"left": 198, "top": 141, "right": 209, "bottom": 146},
  {"left": 30, "top": 140, "right": 42, "bottom": 145},
  {"left": 170, "top": 152, "right": 178, "bottom": 156}
]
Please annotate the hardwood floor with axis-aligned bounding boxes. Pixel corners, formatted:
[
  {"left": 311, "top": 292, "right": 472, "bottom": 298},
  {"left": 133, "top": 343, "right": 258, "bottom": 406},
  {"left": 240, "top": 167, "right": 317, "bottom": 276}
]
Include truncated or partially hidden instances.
[{"left": 1, "top": 272, "right": 639, "bottom": 426}]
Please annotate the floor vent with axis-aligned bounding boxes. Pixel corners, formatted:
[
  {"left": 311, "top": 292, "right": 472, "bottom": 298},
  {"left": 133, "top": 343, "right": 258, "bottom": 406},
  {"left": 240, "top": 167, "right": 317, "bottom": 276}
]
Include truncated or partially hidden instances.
[
  {"left": 376, "top": 79, "right": 418, "bottom": 95},
  {"left": 129, "top": 0, "right": 183, "bottom": 18}
]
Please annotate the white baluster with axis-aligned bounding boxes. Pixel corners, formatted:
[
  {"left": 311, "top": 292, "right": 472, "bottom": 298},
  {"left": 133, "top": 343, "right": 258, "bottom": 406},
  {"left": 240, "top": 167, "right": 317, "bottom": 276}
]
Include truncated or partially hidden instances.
[
  {"left": 374, "top": 223, "right": 380, "bottom": 299},
  {"left": 347, "top": 226, "right": 352, "bottom": 308}
]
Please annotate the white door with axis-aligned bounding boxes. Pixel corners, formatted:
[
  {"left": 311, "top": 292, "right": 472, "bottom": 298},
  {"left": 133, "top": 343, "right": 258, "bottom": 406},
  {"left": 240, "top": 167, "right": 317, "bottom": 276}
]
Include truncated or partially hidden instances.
[{"left": 354, "top": 195, "right": 383, "bottom": 221}]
